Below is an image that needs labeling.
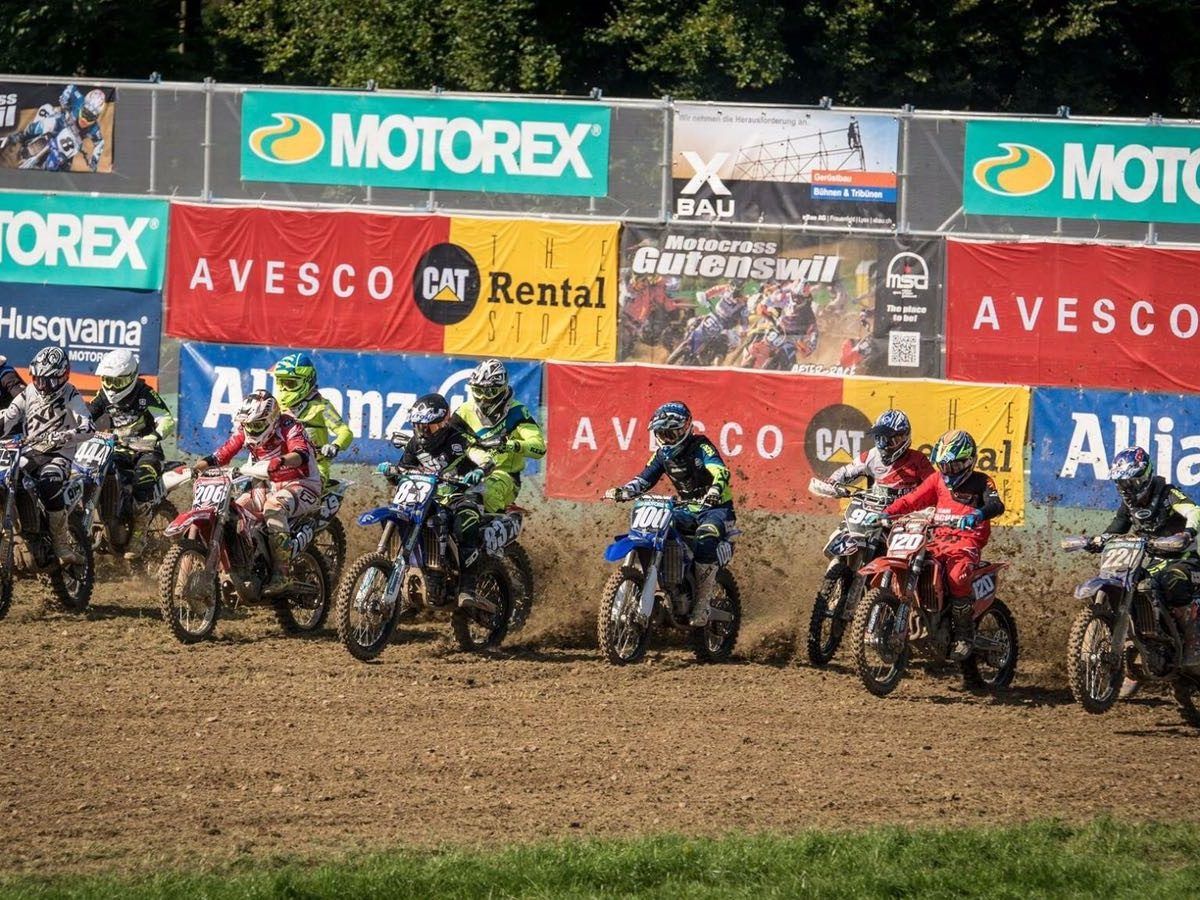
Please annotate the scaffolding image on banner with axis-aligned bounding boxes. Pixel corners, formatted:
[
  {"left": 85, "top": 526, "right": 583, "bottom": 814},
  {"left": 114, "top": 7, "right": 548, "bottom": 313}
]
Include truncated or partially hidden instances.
[
  {"left": 671, "top": 104, "right": 899, "bottom": 227},
  {"left": 0, "top": 82, "right": 116, "bottom": 173}
]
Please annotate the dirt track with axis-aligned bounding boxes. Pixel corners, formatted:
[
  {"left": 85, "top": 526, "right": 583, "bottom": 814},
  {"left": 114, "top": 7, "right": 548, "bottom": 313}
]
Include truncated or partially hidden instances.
[{"left": 2, "top": 490, "right": 1199, "bottom": 875}]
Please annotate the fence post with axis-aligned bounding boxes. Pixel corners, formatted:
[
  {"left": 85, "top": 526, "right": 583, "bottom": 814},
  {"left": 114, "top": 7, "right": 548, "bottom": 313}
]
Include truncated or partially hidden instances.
[
  {"left": 1147, "top": 221, "right": 1158, "bottom": 245},
  {"left": 659, "top": 96, "right": 673, "bottom": 222},
  {"left": 202, "top": 77, "right": 214, "bottom": 201},
  {"left": 897, "top": 105, "right": 912, "bottom": 233},
  {"left": 147, "top": 79, "right": 159, "bottom": 194}
]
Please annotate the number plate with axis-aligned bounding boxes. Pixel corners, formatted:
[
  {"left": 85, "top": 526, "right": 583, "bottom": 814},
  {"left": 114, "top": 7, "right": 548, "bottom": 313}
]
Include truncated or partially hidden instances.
[
  {"left": 393, "top": 477, "right": 434, "bottom": 508},
  {"left": 75, "top": 438, "right": 113, "bottom": 469},
  {"left": 193, "top": 480, "right": 230, "bottom": 509},
  {"left": 888, "top": 531, "right": 925, "bottom": 554},
  {"left": 631, "top": 503, "right": 672, "bottom": 532},
  {"left": 0, "top": 446, "right": 19, "bottom": 472},
  {"left": 1100, "top": 544, "right": 1139, "bottom": 573}
]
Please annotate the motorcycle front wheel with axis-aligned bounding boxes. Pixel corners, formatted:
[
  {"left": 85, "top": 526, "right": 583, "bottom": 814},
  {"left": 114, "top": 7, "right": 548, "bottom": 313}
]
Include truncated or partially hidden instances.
[
  {"left": 961, "top": 598, "right": 1019, "bottom": 691},
  {"left": 334, "top": 552, "right": 400, "bottom": 661},
  {"left": 273, "top": 546, "right": 331, "bottom": 634},
  {"left": 597, "top": 565, "right": 651, "bottom": 666},
  {"left": 504, "top": 541, "right": 535, "bottom": 632},
  {"left": 451, "top": 557, "right": 514, "bottom": 652},
  {"left": 851, "top": 587, "right": 909, "bottom": 697},
  {"left": 806, "top": 569, "right": 851, "bottom": 667},
  {"left": 157, "top": 539, "right": 219, "bottom": 643},
  {"left": 691, "top": 568, "right": 741, "bottom": 663},
  {"left": 1066, "top": 605, "right": 1123, "bottom": 714}
]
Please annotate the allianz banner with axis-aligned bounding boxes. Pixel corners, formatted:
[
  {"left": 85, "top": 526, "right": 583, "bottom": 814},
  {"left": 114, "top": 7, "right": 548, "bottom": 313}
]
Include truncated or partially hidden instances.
[
  {"left": 964, "top": 119, "right": 1200, "bottom": 223},
  {"left": 165, "top": 203, "right": 618, "bottom": 362},
  {"left": 672, "top": 104, "right": 899, "bottom": 227},
  {"left": 619, "top": 224, "right": 943, "bottom": 378},
  {"left": 177, "top": 341, "right": 543, "bottom": 467},
  {"left": 241, "top": 90, "right": 611, "bottom": 197},
  {"left": 545, "top": 363, "right": 1027, "bottom": 525},
  {"left": 1032, "top": 386, "right": 1200, "bottom": 509}
]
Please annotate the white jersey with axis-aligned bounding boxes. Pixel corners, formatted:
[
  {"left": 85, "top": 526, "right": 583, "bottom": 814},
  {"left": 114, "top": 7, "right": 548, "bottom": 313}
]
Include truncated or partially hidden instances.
[{"left": 0, "top": 383, "right": 92, "bottom": 456}]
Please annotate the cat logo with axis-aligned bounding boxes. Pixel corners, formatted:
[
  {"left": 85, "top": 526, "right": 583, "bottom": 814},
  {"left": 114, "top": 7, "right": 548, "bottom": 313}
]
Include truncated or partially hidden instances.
[{"left": 412, "top": 243, "right": 480, "bottom": 325}]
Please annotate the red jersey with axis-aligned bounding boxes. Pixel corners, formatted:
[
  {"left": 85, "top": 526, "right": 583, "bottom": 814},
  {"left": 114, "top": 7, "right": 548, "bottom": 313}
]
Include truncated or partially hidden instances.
[
  {"left": 828, "top": 447, "right": 934, "bottom": 495},
  {"left": 884, "top": 470, "right": 1004, "bottom": 542},
  {"left": 211, "top": 415, "right": 321, "bottom": 492}
]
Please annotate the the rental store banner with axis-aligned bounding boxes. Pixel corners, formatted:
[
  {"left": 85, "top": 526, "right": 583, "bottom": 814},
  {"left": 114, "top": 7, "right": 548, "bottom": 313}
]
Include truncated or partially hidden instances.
[
  {"left": 671, "top": 104, "right": 899, "bottom": 227},
  {"left": 165, "top": 203, "right": 619, "bottom": 362},
  {"left": 545, "top": 363, "right": 1028, "bottom": 525},
  {"left": 618, "top": 224, "right": 943, "bottom": 378},
  {"left": 946, "top": 239, "right": 1200, "bottom": 391},
  {"left": 241, "top": 90, "right": 611, "bottom": 197},
  {"left": 1031, "top": 386, "right": 1200, "bottom": 509},
  {"left": 178, "top": 341, "right": 542, "bottom": 467},
  {"left": 0, "top": 82, "right": 117, "bottom": 173}
]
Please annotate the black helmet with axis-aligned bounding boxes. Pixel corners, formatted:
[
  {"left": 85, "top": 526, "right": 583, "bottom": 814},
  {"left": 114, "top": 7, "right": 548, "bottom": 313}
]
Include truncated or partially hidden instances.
[{"left": 408, "top": 393, "right": 450, "bottom": 443}]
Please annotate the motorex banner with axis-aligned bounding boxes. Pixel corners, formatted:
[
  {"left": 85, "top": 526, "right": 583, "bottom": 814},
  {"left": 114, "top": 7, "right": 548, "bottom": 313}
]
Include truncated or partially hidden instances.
[
  {"left": 0, "top": 193, "right": 168, "bottom": 289},
  {"left": 964, "top": 120, "right": 1200, "bottom": 223},
  {"left": 178, "top": 341, "right": 543, "bottom": 468},
  {"left": 241, "top": 90, "right": 611, "bottom": 197},
  {"left": 1031, "top": 386, "right": 1200, "bottom": 509}
]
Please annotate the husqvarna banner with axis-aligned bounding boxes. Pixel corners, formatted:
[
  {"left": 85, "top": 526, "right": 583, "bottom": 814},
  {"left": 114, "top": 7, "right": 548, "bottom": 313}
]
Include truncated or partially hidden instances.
[
  {"left": 946, "top": 239, "right": 1200, "bottom": 392},
  {"left": 545, "top": 363, "right": 1027, "bottom": 525},
  {"left": 672, "top": 104, "right": 899, "bottom": 227},
  {"left": 617, "top": 224, "right": 943, "bottom": 378},
  {"left": 1031, "top": 386, "right": 1200, "bottom": 509},
  {"left": 177, "top": 341, "right": 542, "bottom": 466},
  {"left": 165, "top": 203, "right": 618, "bottom": 361},
  {"left": 964, "top": 119, "right": 1200, "bottom": 223},
  {"left": 241, "top": 90, "right": 611, "bottom": 197}
]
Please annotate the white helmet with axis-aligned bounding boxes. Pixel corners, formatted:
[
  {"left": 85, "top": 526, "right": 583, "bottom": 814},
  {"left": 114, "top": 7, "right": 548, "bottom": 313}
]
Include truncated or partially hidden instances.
[
  {"left": 79, "top": 89, "right": 106, "bottom": 128},
  {"left": 234, "top": 389, "right": 280, "bottom": 446},
  {"left": 96, "top": 348, "right": 139, "bottom": 404},
  {"left": 468, "top": 358, "right": 511, "bottom": 421}
]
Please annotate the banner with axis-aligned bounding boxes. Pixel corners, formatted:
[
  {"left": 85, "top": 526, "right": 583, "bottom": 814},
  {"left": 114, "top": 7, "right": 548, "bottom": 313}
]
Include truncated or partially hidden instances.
[
  {"left": 166, "top": 203, "right": 618, "bottom": 362},
  {"left": 241, "top": 90, "right": 611, "bottom": 197},
  {"left": 618, "top": 224, "right": 943, "bottom": 378},
  {"left": 672, "top": 104, "right": 899, "bottom": 227},
  {"left": 1031, "top": 386, "right": 1200, "bottom": 509},
  {"left": 177, "top": 342, "right": 543, "bottom": 467},
  {"left": 964, "top": 120, "right": 1200, "bottom": 224},
  {"left": 545, "top": 363, "right": 1027, "bottom": 525},
  {"left": 0, "top": 82, "right": 116, "bottom": 174},
  {"left": 0, "top": 193, "right": 167, "bottom": 290},
  {"left": 946, "top": 239, "right": 1200, "bottom": 391}
]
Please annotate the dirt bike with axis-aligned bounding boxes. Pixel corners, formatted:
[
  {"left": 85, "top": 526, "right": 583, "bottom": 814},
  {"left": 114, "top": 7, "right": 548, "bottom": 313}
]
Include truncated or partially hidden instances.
[
  {"left": 17, "top": 124, "right": 81, "bottom": 171},
  {"left": 156, "top": 462, "right": 331, "bottom": 643},
  {"left": 666, "top": 315, "right": 732, "bottom": 367},
  {"left": 805, "top": 477, "right": 894, "bottom": 665},
  {"left": 333, "top": 458, "right": 523, "bottom": 661},
  {"left": 598, "top": 493, "right": 741, "bottom": 665},
  {"left": 850, "top": 510, "right": 1018, "bottom": 696},
  {"left": 0, "top": 435, "right": 94, "bottom": 619},
  {"left": 621, "top": 287, "right": 692, "bottom": 352},
  {"left": 1062, "top": 532, "right": 1200, "bottom": 725}
]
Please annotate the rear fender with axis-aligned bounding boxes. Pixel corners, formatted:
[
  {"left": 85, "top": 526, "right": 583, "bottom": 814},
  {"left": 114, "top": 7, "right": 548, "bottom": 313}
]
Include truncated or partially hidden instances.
[
  {"left": 165, "top": 507, "right": 215, "bottom": 539},
  {"left": 358, "top": 506, "right": 407, "bottom": 528}
]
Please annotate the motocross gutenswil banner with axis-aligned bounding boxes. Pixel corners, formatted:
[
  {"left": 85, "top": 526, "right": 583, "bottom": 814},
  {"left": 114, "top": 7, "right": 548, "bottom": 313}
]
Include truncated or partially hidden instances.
[{"left": 0, "top": 82, "right": 116, "bottom": 173}]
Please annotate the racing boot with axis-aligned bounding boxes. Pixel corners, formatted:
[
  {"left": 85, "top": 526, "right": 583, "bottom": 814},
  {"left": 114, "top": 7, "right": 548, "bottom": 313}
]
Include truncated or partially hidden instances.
[
  {"left": 950, "top": 599, "right": 975, "bottom": 661},
  {"left": 123, "top": 503, "right": 153, "bottom": 561},
  {"left": 1172, "top": 602, "right": 1200, "bottom": 667},
  {"left": 262, "top": 531, "right": 296, "bottom": 597},
  {"left": 47, "top": 510, "right": 84, "bottom": 566},
  {"left": 690, "top": 562, "right": 719, "bottom": 627},
  {"left": 456, "top": 550, "right": 497, "bottom": 614}
]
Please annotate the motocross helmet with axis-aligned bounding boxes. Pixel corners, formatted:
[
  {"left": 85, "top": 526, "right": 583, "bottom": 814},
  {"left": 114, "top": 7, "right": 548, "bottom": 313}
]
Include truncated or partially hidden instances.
[
  {"left": 30, "top": 346, "right": 70, "bottom": 397},
  {"left": 649, "top": 401, "right": 693, "bottom": 452},
  {"left": 271, "top": 352, "right": 318, "bottom": 410},
  {"left": 867, "top": 409, "right": 912, "bottom": 465},
  {"left": 1111, "top": 446, "right": 1155, "bottom": 507},
  {"left": 96, "top": 348, "right": 139, "bottom": 404},
  {"left": 932, "top": 429, "right": 977, "bottom": 489},
  {"left": 468, "top": 359, "right": 510, "bottom": 422},
  {"left": 234, "top": 390, "right": 280, "bottom": 446},
  {"left": 408, "top": 393, "right": 450, "bottom": 444},
  {"left": 79, "top": 89, "right": 106, "bottom": 128}
]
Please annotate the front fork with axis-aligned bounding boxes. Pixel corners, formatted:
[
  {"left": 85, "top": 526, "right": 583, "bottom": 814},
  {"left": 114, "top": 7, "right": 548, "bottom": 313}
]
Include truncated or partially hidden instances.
[{"left": 1107, "top": 590, "right": 1136, "bottom": 668}]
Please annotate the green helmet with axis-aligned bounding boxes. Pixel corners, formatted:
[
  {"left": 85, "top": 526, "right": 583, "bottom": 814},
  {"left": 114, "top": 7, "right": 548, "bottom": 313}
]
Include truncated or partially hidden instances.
[
  {"left": 271, "top": 352, "right": 317, "bottom": 409},
  {"left": 932, "top": 429, "right": 977, "bottom": 489}
]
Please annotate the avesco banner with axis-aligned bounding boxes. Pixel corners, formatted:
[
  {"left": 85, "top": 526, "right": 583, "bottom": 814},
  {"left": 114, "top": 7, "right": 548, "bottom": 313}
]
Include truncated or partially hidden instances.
[
  {"left": 241, "top": 90, "right": 611, "bottom": 197},
  {"left": 177, "top": 341, "right": 542, "bottom": 467},
  {"left": 1032, "top": 386, "right": 1200, "bottom": 508},
  {"left": 946, "top": 239, "right": 1200, "bottom": 392},
  {"left": 964, "top": 120, "right": 1200, "bottom": 223},
  {"left": 0, "top": 193, "right": 167, "bottom": 289}
]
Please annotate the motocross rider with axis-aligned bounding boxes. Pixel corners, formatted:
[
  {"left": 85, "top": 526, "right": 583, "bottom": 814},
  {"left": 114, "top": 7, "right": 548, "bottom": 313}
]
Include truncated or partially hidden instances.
[
  {"left": 882, "top": 430, "right": 1004, "bottom": 661},
  {"left": 270, "top": 352, "right": 353, "bottom": 487},
  {"left": 448, "top": 359, "right": 545, "bottom": 515},
  {"left": 190, "top": 390, "right": 320, "bottom": 594},
  {"left": 689, "top": 284, "right": 749, "bottom": 359},
  {"left": 0, "top": 347, "right": 93, "bottom": 564},
  {"left": 2, "top": 85, "right": 107, "bottom": 171},
  {"left": 378, "top": 393, "right": 489, "bottom": 609},
  {"left": 826, "top": 409, "right": 933, "bottom": 496},
  {"left": 774, "top": 284, "right": 819, "bottom": 358},
  {"left": 604, "top": 401, "right": 734, "bottom": 626},
  {"left": 0, "top": 355, "right": 25, "bottom": 409},
  {"left": 90, "top": 349, "right": 176, "bottom": 559}
]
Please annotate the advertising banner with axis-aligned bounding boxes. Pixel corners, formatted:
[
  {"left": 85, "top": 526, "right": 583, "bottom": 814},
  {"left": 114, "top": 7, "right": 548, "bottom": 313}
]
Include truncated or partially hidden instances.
[
  {"left": 672, "top": 104, "right": 899, "bottom": 227},
  {"left": 0, "top": 193, "right": 167, "bottom": 290},
  {"left": 545, "top": 363, "right": 1027, "bottom": 525},
  {"left": 964, "top": 119, "right": 1200, "bottom": 223},
  {"left": 166, "top": 203, "right": 618, "bottom": 362},
  {"left": 0, "top": 82, "right": 116, "bottom": 174},
  {"left": 177, "top": 341, "right": 543, "bottom": 467},
  {"left": 618, "top": 224, "right": 943, "bottom": 378},
  {"left": 1031, "top": 386, "right": 1200, "bottom": 509},
  {"left": 946, "top": 239, "right": 1200, "bottom": 392},
  {"left": 241, "top": 90, "right": 611, "bottom": 197}
]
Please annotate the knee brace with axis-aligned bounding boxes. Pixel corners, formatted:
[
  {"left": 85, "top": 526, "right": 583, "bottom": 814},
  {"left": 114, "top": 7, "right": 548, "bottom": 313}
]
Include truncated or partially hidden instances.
[{"left": 693, "top": 522, "right": 722, "bottom": 563}]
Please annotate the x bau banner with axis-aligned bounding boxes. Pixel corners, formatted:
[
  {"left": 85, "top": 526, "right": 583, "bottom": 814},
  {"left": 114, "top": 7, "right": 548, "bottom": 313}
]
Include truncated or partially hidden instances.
[
  {"left": 545, "top": 363, "right": 1028, "bottom": 525},
  {"left": 0, "top": 82, "right": 117, "bottom": 173},
  {"left": 1031, "top": 386, "right": 1200, "bottom": 509},
  {"left": 177, "top": 341, "right": 542, "bottom": 467},
  {"left": 672, "top": 104, "right": 899, "bottom": 227},
  {"left": 618, "top": 224, "right": 943, "bottom": 378},
  {"left": 946, "top": 239, "right": 1200, "bottom": 392},
  {"left": 165, "top": 203, "right": 618, "bottom": 362}
]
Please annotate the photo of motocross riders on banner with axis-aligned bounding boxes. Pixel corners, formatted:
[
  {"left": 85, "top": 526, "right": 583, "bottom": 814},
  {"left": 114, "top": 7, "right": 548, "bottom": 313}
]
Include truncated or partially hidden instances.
[
  {"left": 618, "top": 225, "right": 944, "bottom": 379},
  {"left": 672, "top": 104, "right": 899, "bottom": 228},
  {"left": 0, "top": 82, "right": 115, "bottom": 173}
]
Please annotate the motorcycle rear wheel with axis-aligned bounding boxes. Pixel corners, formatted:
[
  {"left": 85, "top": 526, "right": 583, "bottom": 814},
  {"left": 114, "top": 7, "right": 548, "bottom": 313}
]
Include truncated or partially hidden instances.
[
  {"left": 334, "top": 552, "right": 399, "bottom": 662},
  {"left": 1066, "top": 606, "right": 1122, "bottom": 714},
  {"left": 807, "top": 570, "right": 850, "bottom": 667},
  {"left": 273, "top": 546, "right": 331, "bottom": 634},
  {"left": 49, "top": 516, "right": 94, "bottom": 612},
  {"left": 157, "top": 539, "right": 219, "bottom": 643},
  {"left": 691, "top": 568, "right": 741, "bottom": 663},
  {"left": 451, "top": 557, "right": 514, "bottom": 652},
  {"left": 851, "top": 587, "right": 909, "bottom": 697},
  {"left": 598, "top": 565, "right": 651, "bottom": 666},
  {"left": 960, "top": 598, "right": 1019, "bottom": 691}
]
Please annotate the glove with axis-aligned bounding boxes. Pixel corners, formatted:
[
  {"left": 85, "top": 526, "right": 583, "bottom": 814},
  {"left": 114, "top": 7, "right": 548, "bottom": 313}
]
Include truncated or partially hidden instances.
[
  {"left": 320, "top": 443, "right": 340, "bottom": 459},
  {"left": 502, "top": 439, "right": 523, "bottom": 455},
  {"left": 375, "top": 462, "right": 393, "bottom": 476},
  {"left": 702, "top": 485, "right": 723, "bottom": 507},
  {"left": 956, "top": 509, "right": 983, "bottom": 530},
  {"left": 876, "top": 515, "right": 893, "bottom": 531},
  {"left": 604, "top": 486, "right": 631, "bottom": 502},
  {"left": 1085, "top": 534, "right": 1106, "bottom": 553},
  {"left": 462, "top": 468, "right": 485, "bottom": 486},
  {"left": 191, "top": 457, "right": 212, "bottom": 474}
]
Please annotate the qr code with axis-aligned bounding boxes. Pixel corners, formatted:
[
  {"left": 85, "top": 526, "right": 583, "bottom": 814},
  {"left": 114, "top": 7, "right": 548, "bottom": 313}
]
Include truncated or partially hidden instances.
[{"left": 887, "top": 331, "right": 921, "bottom": 368}]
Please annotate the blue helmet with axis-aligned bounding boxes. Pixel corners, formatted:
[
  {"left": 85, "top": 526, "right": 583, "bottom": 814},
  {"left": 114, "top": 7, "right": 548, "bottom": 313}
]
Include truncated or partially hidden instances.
[
  {"left": 867, "top": 409, "right": 912, "bottom": 465},
  {"left": 1111, "top": 446, "right": 1154, "bottom": 506},
  {"left": 648, "top": 401, "right": 693, "bottom": 451}
]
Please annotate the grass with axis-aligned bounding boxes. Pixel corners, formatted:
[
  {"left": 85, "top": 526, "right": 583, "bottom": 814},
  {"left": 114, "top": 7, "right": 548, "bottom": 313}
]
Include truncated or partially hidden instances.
[{"left": 3, "top": 820, "right": 1200, "bottom": 899}]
